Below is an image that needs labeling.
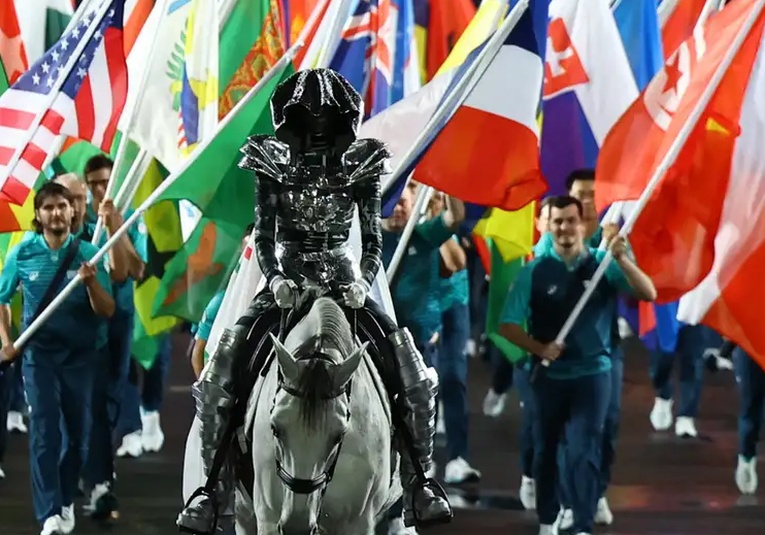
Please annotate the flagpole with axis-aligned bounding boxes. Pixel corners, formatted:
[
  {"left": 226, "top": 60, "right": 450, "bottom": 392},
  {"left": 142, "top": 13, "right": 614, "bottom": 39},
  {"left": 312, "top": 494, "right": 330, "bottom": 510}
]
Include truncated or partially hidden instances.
[
  {"left": 385, "top": 183, "right": 435, "bottom": 280},
  {"left": 0, "top": 0, "right": 114, "bottom": 205},
  {"left": 542, "top": 0, "right": 765, "bottom": 367},
  {"left": 381, "top": 0, "right": 529, "bottom": 198},
  {"left": 91, "top": 0, "right": 172, "bottom": 244},
  {"left": 13, "top": 41, "right": 303, "bottom": 351}
]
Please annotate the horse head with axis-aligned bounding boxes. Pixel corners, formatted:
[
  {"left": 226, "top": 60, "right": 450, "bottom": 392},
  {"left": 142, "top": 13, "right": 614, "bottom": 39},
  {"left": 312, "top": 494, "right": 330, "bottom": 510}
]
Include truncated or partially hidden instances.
[{"left": 266, "top": 297, "right": 366, "bottom": 534}]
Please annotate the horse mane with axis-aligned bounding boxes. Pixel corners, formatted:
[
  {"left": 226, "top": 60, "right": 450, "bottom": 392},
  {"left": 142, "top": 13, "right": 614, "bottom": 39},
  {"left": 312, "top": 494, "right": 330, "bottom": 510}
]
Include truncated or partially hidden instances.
[{"left": 293, "top": 297, "right": 356, "bottom": 429}]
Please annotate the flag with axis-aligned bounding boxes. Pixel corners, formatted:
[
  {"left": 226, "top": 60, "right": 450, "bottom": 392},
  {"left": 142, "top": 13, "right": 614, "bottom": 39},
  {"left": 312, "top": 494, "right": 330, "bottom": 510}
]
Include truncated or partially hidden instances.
[
  {"left": 150, "top": 62, "right": 295, "bottom": 322},
  {"left": 0, "top": 56, "right": 44, "bottom": 233},
  {"left": 0, "top": 1, "right": 28, "bottom": 84},
  {"left": 612, "top": 0, "right": 665, "bottom": 88},
  {"left": 218, "top": 0, "right": 286, "bottom": 118},
  {"left": 414, "top": 0, "right": 549, "bottom": 211},
  {"left": 595, "top": 0, "right": 756, "bottom": 216},
  {"left": 123, "top": 0, "right": 191, "bottom": 171},
  {"left": 0, "top": 1, "right": 128, "bottom": 205},
  {"left": 597, "top": 0, "right": 764, "bottom": 297},
  {"left": 414, "top": 0, "right": 477, "bottom": 82},
  {"left": 485, "top": 245, "right": 526, "bottom": 362},
  {"left": 14, "top": 0, "right": 74, "bottom": 65},
  {"left": 541, "top": 0, "right": 638, "bottom": 195},
  {"left": 286, "top": 0, "right": 321, "bottom": 47},
  {"left": 365, "top": 0, "right": 510, "bottom": 214},
  {"left": 177, "top": 0, "right": 219, "bottom": 157},
  {"left": 329, "top": 0, "right": 400, "bottom": 118},
  {"left": 292, "top": 0, "right": 329, "bottom": 68},
  {"left": 124, "top": 0, "right": 154, "bottom": 55},
  {"left": 392, "top": 0, "right": 421, "bottom": 101},
  {"left": 659, "top": 0, "right": 712, "bottom": 58},
  {"left": 651, "top": 4, "right": 765, "bottom": 366},
  {"left": 130, "top": 156, "right": 183, "bottom": 368}
]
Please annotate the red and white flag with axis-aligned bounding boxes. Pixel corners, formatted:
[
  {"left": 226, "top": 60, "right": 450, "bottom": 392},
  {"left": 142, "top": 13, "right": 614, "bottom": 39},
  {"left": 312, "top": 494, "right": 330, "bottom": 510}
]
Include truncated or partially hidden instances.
[
  {"left": 0, "top": 1, "right": 127, "bottom": 204},
  {"left": 659, "top": 0, "right": 718, "bottom": 59},
  {"left": 598, "top": 0, "right": 765, "bottom": 364}
]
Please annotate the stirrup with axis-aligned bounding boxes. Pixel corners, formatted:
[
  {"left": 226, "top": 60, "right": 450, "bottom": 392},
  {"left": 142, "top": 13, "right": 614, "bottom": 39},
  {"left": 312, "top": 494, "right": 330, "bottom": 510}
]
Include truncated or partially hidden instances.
[
  {"left": 407, "top": 477, "right": 453, "bottom": 528},
  {"left": 178, "top": 486, "right": 219, "bottom": 534}
]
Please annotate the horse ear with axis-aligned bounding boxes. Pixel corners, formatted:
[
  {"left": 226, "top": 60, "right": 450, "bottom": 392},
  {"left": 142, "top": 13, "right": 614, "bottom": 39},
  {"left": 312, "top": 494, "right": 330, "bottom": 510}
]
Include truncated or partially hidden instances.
[
  {"left": 332, "top": 342, "right": 367, "bottom": 389},
  {"left": 270, "top": 333, "right": 298, "bottom": 383}
]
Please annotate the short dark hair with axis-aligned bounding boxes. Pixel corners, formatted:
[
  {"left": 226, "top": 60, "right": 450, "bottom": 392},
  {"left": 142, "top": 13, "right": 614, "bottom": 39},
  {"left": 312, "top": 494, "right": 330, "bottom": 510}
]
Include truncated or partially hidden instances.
[
  {"left": 83, "top": 154, "right": 114, "bottom": 177},
  {"left": 548, "top": 195, "right": 583, "bottom": 218},
  {"left": 565, "top": 169, "right": 595, "bottom": 192},
  {"left": 33, "top": 182, "right": 74, "bottom": 233}
]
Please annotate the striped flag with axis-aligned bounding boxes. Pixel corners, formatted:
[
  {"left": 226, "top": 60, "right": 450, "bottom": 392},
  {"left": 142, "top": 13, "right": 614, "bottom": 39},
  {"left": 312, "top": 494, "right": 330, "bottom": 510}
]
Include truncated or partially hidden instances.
[{"left": 0, "top": 0, "right": 127, "bottom": 205}]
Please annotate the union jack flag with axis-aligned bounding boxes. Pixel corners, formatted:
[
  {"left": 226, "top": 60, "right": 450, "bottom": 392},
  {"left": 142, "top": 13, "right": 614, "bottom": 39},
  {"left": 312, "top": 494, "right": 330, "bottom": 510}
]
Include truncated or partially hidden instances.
[
  {"left": 0, "top": 0, "right": 128, "bottom": 205},
  {"left": 330, "top": 0, "right": 398, "bottom": 118}
]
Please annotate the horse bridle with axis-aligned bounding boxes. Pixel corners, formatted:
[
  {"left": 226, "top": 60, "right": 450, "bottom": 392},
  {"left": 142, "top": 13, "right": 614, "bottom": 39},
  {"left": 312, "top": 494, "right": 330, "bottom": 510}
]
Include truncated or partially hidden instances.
[{"left": 271, "top": 353, "right": 353, "bottom": 497}]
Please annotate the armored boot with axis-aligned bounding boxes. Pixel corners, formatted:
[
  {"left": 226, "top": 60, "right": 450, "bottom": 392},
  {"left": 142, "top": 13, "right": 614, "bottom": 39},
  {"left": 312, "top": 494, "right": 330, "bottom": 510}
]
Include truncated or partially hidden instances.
[
  {"left": 388, "top": 329, "right": 453, "bottom": 528},
  {"left": 177, "top": 329, "right": 241, "bottom": 534}
]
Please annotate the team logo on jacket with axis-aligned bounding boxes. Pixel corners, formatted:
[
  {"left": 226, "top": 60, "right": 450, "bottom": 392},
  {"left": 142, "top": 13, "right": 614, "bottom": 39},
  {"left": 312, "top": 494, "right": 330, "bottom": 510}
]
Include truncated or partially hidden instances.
[
  {"left": 29, "top": 272, "right": 38, "bottom": 281},
  {"left": 547, "top": 284, "right": 558, "bottom": 295}
]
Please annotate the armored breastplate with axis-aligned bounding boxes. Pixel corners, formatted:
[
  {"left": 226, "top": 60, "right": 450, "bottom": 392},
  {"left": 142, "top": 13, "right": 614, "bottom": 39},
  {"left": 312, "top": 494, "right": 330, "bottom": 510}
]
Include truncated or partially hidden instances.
[{"left": 276, "top": 164, "right": 356, "bottom": 236}]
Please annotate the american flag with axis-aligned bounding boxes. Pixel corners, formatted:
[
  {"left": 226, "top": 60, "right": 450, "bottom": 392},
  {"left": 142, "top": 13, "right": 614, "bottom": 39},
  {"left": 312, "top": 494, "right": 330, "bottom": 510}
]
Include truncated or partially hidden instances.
[{"left": 0, "top": 0, "right": 128, "bottom": 205}]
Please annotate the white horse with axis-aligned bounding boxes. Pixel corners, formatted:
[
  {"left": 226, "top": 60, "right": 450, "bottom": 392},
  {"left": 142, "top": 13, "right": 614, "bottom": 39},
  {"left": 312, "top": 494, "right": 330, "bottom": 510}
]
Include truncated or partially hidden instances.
[{"left": 235, "top": 297, "right": 401, "bottom": 535}]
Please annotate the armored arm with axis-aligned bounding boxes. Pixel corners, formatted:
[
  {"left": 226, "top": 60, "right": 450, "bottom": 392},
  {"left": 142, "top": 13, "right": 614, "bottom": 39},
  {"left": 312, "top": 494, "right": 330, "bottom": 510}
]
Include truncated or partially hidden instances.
[
  {"left": 239, "top": 135, "right": 290, "bottom": 286},
  {"left": 346, "top": 139, "right": 391, "bottom": 288},
  {"left": 253, "top": 175, "right": 283, "bottom": 284}
]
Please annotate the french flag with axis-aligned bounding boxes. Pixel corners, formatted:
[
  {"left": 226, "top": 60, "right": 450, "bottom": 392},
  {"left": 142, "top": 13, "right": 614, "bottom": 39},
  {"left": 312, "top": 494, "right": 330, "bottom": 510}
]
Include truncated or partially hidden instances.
[
  {"left": 540, "top": 0, "right": 637, "bottom": 195},
  {"left": 412, "top": 0, "right": 549, "bottom": 211}
]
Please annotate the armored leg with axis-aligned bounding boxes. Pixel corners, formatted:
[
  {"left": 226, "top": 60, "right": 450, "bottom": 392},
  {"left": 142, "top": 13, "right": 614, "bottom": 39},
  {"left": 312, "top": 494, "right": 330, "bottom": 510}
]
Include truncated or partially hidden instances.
[
  {"left": 388, "top": 328, "right": 453, "bottom": 528},
  {"left": 178, "top": 294, "right": 277, "bottom": 534},
  {"left": 177, "top": 327, "right": 242, "bottom": 534}
]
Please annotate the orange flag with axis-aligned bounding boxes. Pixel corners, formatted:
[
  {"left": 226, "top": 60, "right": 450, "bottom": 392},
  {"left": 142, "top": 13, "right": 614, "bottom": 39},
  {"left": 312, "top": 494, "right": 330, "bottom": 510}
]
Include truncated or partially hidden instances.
[{"left": 0, "top": 2, "right": 28, "bottom": 84}]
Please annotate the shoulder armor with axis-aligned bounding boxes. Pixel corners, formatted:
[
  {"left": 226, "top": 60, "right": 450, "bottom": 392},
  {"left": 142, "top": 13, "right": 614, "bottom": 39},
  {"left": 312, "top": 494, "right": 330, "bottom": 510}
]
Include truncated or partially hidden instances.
[
  {"left": 343, "top": 138, "right": 391, "bottom": 184},
  {"left": 238, "top": 134, "right": 290, "bottom": 182}
]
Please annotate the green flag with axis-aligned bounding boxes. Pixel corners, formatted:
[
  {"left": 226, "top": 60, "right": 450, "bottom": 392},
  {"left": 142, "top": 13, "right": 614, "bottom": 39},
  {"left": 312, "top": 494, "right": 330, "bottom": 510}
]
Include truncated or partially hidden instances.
[
  {"left": 485, "top": 240, "right": 527, "bottom": 363},
  {"left": 0, "top": 59, "right": 8, "bottom": 95},
  {"left": 150, "top": 62, "right": 295, "bottom": 322}
]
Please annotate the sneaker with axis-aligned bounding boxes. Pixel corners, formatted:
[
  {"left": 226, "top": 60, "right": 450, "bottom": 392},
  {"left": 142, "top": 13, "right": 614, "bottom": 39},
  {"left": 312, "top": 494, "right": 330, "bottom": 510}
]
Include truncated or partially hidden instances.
[
  {"left": 519, "top": 475, "right": 536, "bottom": 510},
  {"left": 557, "top": 508, "right": 573, "bottom": 530},
  {"left": 40, "top": 515, "right": 63, "bottom": 535},
  {"left": 594, "top": 496, "right": 614, "bottom": 525},
  {"left": 649, "top": 397, "right": 673, "bottom": 431},
  {"left": 482, "top": 388, "right": 507, "bottom": 418},
  {"left": 60, "top": 504, "right": 75, "bottom": 534},
  {"left": 443, "top": 457, "right": 481, "bottom": 485},
  {"left": 736, "top": 455, "right": 758, "bottom": 495},
  {"left": 388, "top": 517, "right": 418, "bottom": 534},
  {"left": 140, "top": 410, "right": 165, "bottom": 453},
  {"left": 675, "top": 416, "right": 698, "bottom": 438},
  {"left": 7, "top": 410, "right": 27, "bottom": 433},
  {"left": 538, "top": 524, "right": 558, "bottom": 535},
  {"left": 116, "top": 430, "right": 143, "bottom": 458},
  {"left": 83, "top": 482, "right": 118, "bottom": 520},
  {"left": 0, "top": 464, "right": 5, "bottom": 479}
]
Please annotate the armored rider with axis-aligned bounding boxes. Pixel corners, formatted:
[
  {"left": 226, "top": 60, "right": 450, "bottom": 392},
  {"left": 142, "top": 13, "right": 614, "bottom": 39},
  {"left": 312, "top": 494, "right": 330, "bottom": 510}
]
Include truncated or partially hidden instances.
[{"left": 177, "top": 69, "right": 453, "bottom": 533}]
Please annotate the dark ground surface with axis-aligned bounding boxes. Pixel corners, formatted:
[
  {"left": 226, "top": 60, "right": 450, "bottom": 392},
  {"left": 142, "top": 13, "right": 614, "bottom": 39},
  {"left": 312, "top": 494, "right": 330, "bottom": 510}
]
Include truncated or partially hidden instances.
[{"left": 2, "top": 334, "right": 763, "bottom": 534}]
